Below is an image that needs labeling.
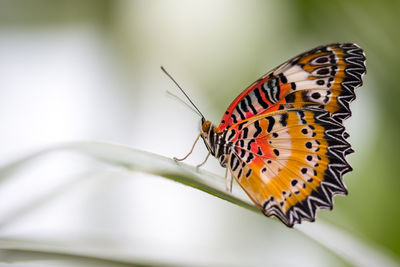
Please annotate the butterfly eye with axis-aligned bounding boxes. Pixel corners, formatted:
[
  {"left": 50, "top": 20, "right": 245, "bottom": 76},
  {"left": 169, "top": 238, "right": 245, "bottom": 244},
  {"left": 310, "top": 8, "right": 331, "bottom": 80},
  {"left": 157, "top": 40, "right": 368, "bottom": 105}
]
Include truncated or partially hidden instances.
[{"left": 202, "top": 120, "right": 211, "bottom": 133}]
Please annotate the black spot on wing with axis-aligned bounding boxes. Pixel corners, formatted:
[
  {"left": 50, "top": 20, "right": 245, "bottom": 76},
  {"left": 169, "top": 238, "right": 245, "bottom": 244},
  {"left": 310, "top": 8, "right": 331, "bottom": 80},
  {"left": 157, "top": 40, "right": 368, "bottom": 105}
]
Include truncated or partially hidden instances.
[
  {"left": 230, "top": 155, "right": 240, "bottom": 171},
  {"left": 285, "top": 92, "right": 295, "bottom": 103},
  {"left": 238, "top": 121, "right": 246, "bottom": 130},
  {"left": 266, "top": 117, "right": 275, "bottom": 133},
  {"left": 305, "top": 142, "right": 312, "bottom": 149},
  {"left": 312, "top": 92, "right": 321, "bottom": 99},
  {"left": 245, "top": 169, "right": 252, "bottom": 178},
  {"left": 279, "top": 73, "right": 288, "bottom": 84},
  {"left": 231, "top": 114, "right": 238, "bottom": 123},
  {"left": 236, "top": 106, "right": 246, "bottom": 120},
  {"left": 227, "top": 130, "right": 236, "bottom": 141},
  {"left": 254, "top": 87, "right": 269, "bottom": 109},
  {"left": 279, "top": 113, "right": 288, "bottom": 127},
  {"left": 246, "top": 153, "right": 255, "bottom": 163},
  {"left": 240, "top": 148, "right": 246, "bottom": 158},
  {"left": 242, "top": 127, "right": 249, "bottom": 139},
  {"left": 240, "top": 98, "right": 248, "bottom": 112},
  {"left": 316, "top": 67, "right": 330, "bottom": 75},
  {"left": 246, "top": 95, "right": 257, "bottom": 114},
  {"left": 237, "top": 168, "right": 242, "bottom": 178},
  {"left": 247, "top": 139, "right": 255, "bottom": 150},
  {"left": 253, "top": 120, "right": 262, "bottom": 137}
]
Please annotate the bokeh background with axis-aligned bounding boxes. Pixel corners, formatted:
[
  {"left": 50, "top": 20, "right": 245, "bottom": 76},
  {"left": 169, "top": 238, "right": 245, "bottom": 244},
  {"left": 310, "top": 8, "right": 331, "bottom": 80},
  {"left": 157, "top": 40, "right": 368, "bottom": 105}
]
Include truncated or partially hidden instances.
[{"left": 0, "top": 0, "right": 399, "bottom": 266}]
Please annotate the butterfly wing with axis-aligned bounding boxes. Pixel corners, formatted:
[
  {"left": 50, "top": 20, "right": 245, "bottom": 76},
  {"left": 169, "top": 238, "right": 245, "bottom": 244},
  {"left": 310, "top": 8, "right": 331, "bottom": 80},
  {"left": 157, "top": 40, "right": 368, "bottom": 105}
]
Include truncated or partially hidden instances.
[
  {"left": 225, "top": 108, "right": 350, "bottom": 226},
  {"left": 218, "top": 43, "right": 366, "bottom": 131}
]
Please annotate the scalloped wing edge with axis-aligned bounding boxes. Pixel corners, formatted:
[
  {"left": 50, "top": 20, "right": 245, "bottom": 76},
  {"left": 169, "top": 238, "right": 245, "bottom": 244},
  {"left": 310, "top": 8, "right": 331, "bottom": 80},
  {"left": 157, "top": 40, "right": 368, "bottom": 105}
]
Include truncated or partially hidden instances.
[
  {"left": 261, "top": 108, "right": 352, "bottom": 227},
  {"left": 330, "top": 43, "right": 366, "bottom": 123}
]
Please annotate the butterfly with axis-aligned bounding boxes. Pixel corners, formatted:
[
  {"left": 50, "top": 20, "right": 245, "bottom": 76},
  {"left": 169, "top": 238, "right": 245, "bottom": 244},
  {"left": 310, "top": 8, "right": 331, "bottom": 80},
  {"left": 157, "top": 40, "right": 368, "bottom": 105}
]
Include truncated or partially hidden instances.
[{"left": 165, "top": 43, "right": 366, "bottom": 227}]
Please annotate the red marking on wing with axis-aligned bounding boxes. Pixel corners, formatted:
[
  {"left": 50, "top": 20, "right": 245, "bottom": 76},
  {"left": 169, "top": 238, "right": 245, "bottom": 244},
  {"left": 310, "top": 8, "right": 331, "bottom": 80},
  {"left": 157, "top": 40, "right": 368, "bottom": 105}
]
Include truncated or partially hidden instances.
[
  {"left": 218, "top": 77, "right": 292, "bottom": 131},
  {"left": 219, "top": 77, "right": 271, "bottom": 130}
]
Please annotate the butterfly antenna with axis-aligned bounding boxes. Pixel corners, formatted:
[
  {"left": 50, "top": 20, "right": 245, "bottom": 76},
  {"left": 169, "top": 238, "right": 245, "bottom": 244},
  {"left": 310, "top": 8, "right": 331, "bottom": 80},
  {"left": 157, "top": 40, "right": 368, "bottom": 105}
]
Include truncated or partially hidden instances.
[
  {"left": 166, "top": 90, "right": 203, "bottom": 117},
  {"left": 161, "top": 66, "right": 205, "bottom": 119}
]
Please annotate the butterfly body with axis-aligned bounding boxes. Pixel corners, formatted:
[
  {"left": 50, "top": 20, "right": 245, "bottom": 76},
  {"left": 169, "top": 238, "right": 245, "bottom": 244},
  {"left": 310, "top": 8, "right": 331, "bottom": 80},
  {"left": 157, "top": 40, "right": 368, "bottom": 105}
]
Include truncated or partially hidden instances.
[
  {"left": 200, "top": 119, "right": 231, "bottom": 167},
  {"left": 178, "top": 43, "right": 366, "bottom": 227}
]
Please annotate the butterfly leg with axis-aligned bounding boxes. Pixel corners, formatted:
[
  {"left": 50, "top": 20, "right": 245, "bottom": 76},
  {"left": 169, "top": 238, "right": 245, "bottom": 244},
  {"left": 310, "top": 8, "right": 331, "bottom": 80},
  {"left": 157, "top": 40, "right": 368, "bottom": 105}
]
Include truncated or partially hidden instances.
[
  {"left": 173, "top": 132, "right": 201, "bottom": 161},
  {"left": 225, "top": 165, "right": 233, "bottom": 192},
  {"left": 196, "top": 152, "right": 211, "bottom": 168},
  {"left": 225, "top": 155, "right": 233, "bottom": 192},
  {"left": 229, "top": 171, "right": 234, "bottom": 193}
]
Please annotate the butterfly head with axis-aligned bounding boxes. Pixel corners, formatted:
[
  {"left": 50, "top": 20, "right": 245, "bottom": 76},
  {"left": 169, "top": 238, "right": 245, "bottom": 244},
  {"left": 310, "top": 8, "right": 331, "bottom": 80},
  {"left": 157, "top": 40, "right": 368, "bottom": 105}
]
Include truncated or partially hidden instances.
[
  {"left": 201, "top": 118, "right": 211, "bottom": 132},
  {"left": 200, "top": 118, "right": 218, "bottom": 156}
]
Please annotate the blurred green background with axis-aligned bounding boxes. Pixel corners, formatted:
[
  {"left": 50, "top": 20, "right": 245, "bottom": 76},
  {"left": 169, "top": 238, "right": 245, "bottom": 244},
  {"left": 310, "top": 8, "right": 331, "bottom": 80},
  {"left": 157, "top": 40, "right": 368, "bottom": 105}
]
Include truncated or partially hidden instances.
[{"left": 0, "top": 0, "right": 399, "bottom": 266}]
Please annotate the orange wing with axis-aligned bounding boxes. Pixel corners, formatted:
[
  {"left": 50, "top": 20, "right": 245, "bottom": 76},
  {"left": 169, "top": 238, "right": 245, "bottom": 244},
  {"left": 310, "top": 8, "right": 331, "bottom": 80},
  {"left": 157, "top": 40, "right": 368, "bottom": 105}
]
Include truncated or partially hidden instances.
[{"left": 226, "top": 108, "right": 350, "bottom": 226}]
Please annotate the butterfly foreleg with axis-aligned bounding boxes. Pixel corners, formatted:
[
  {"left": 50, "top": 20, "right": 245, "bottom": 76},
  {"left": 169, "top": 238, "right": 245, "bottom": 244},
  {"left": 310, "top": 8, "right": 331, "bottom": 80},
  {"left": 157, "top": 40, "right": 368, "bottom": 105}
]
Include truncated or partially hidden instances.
[{"left": 173, "top": 132, "right": 202, "bottom": 161}]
